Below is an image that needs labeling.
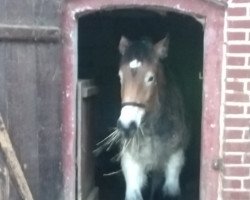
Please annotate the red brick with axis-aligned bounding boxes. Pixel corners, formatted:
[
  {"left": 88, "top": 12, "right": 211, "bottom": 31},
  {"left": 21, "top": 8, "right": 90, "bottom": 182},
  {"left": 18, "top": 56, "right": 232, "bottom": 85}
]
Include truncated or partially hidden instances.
[
  {"left": 247, "top": 106, "right": 250, "bottom": 114},
  {"left": 232, "top": 0, "right": 250, "bottom": 2},
  {"left": 226, "top": 82, "right": 244, "bottom": 92},
  {"left": 228, "top": 7, "right": 247, "bottom": 16},
  {"left": 247, "top": 82, "right": 250, "bottom": 91},
  {"left": 225, "top": 93, "right": 249, "bottom": 102},
  {"left": 244, "top": 179, "right": 250, "bottom": 189},
  {"left": 224, "top": 141, "right": 250, "bottom": 152},
  {"left": 244, "top": 130, "right": 250, "bottom": 139},
  {"left": 223, "top": 179, "right": 241, "bottom": 188},
  {"left": 225, "top": 130, "right": 244, "bottom": 139},
  {"left": 224, "top": 166, "right": 249, "bottom": 176},
  {"left": 227, "top": 69, "right": 250, "bottom": 79},
  {"left": 227, "top": 45, "right": 250, "bottom": 53},
  {"left": 227, "top": 32, "right": 246, "bottom": 41},
  {"left": 225, "top": 118, "right": 250, "bottom": 127},
  {"left": 223, "top": 191, "right": 250, "bottom": 199},
  {"left": 227, "top": 57, "right": 245, "bottom": 66},
  {"left": 224, "top": 154, "right": 242, "bottom": 164},
  {"left": 225, "top": 105, "right": 244, "bottom": 114},
  {"left": 244, "top": 153, "right": 250, "bottom": 163},
  {"left": 228, "top": 20, "right": 250, "bottom": 29}
]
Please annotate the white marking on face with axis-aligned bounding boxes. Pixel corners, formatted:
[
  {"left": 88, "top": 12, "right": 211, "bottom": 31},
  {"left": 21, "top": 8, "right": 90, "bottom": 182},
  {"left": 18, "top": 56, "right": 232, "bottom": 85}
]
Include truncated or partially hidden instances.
[
  {"left": 129, "top": 59, "right": 142, "bottom": 69},
  {"left": 118, "top": 106, "right": 145, "bottom": 129}
]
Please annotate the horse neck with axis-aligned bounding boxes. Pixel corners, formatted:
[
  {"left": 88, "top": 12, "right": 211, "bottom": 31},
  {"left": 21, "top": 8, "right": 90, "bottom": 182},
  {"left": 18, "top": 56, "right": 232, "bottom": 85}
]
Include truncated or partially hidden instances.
[{"left": 149, "top": 65, "right": 180, "bottom": 124}]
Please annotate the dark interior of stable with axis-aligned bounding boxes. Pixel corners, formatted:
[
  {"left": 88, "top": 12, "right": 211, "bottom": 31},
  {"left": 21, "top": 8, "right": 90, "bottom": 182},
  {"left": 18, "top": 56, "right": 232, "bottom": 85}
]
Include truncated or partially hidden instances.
[{"left": 78, "top": 8, "right": 203, "bottom": 200}]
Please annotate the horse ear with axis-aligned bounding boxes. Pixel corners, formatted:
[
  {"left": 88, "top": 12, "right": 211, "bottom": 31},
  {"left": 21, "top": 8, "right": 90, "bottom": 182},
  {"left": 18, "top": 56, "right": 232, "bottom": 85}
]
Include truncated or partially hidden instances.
[
  {"left": 119, "top": 36, "right": 131, "bottom": 55},
  {"left": 154, "top": 35, "right": 169, "bottom": 59}
]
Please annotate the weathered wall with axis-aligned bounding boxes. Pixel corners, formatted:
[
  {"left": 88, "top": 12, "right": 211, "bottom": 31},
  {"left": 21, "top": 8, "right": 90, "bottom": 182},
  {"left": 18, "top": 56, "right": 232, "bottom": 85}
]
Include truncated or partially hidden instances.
[
  {"left": 0, "top": 0, "right": 62, "bottom": 26},
  {"left": 222, "top": 0, "right": 250, "bottom": 199},
  {"left": 0, "top": 0, "right": 64, "bottom": 200}
]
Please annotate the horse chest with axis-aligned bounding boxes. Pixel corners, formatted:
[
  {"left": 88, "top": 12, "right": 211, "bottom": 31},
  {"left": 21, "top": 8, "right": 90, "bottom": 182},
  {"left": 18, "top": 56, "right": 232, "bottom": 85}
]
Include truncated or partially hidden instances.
[{"left": 127, "top": 135, "right": 170, "bottom": 171}]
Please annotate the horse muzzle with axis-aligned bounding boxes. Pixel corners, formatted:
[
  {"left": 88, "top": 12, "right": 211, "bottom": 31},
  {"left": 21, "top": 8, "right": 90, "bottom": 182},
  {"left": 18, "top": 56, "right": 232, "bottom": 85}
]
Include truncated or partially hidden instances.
[{"left": 117, "top": 102, "right": 146, "bottom": 137}]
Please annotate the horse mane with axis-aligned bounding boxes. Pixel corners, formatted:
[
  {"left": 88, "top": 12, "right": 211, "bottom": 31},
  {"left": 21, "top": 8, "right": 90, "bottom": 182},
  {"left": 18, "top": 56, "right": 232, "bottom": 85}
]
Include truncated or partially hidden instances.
[{"left": 146, "top": 62, "right": 187, "bottom": 143}]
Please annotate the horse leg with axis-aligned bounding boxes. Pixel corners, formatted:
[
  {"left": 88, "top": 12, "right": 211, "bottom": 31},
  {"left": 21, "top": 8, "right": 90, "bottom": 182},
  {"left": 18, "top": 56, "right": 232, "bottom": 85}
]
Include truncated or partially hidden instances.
[
  {"left": 121, "top": 153, "right": 146, "bottom": 200},
  {"left": 163, "top": 149, "right": 185, "bottom": 197}
]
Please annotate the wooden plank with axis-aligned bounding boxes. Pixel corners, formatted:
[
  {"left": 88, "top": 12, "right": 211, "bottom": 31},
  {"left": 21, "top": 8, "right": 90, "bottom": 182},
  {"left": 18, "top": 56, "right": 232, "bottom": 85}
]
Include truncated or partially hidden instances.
[
  {"left": 35, "top": 43, "right": 62, "bottom": 200},
  {"left": 0, "top": 156, "right": 10, "bottom": 200},
  {"left": 0, "top": 153, "right": 20, "bottom": 200},
  {"left": 80, "top": 80, "right": 99, "bottom": 98},
  {"left": 4, "top": 43, "right": 39, "bottom": 199},
  {"left": 0, "top": 0, "right": 63, "bottom": 27},
  {"left": 0, "top": 42, "right": 63, "bottom": 200},
  {"left": 0, "top": 0, "right": 35, "bottom": 25},
  {"left": 0, "top": 43, "right": 7, "bottom": 126},
  {"left": 77, "top": 80, "right": 98, "bottom": 200},
  {"left": 34, "top": 0, "right": 64, "bottom": 26},
  {"left": 0, "top": 24, "right": 61, "bottom": 43},
  {"left": 0, "top": 43, "right": 21, "bottom": 200}
]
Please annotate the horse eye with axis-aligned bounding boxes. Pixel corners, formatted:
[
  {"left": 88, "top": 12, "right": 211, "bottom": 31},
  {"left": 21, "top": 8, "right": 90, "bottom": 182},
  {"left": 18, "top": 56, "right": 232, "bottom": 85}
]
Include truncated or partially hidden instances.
[
  {"left": 148, "top": 76, "right": 154, "bottom": 82},
  {"left": 145, "top": 73, "right": 155, "bottom": 85}
]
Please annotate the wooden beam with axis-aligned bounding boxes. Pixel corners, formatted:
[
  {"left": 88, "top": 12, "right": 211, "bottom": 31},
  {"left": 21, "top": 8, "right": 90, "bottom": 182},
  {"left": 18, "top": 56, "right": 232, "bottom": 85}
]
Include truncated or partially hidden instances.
[
  {"left": 0, "top": 24, "right": 61, "bottom": 43},
  {"left": 0, "top": 114, "right": 34, "bottom": 200}
]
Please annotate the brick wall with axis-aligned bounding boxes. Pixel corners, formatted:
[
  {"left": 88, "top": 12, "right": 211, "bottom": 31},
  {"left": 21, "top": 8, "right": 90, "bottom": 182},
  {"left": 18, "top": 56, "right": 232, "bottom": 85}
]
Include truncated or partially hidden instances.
[{"left": 223, "top": 0, "right": 250, "bottom": 199}]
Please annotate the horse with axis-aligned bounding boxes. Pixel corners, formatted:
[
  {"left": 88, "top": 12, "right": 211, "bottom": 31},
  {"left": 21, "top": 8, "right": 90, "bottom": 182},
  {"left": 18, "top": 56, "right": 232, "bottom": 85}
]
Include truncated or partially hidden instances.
[{"left": 96, "top": 35, "right": 189, "bottom": 200}]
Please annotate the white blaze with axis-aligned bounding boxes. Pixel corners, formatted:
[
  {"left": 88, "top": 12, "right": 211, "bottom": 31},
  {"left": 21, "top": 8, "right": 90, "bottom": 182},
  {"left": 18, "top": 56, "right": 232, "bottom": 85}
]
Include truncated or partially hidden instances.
[
  {"left": 129, "top": 59, "right": 142, "bottom": 69},
  {"left": 119, "top": 106, "right": 145, "bottom": 128}
]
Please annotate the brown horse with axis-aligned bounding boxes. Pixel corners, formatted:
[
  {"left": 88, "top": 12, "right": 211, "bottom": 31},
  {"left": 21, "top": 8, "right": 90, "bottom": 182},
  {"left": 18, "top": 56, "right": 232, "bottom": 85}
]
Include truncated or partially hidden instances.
[
  {"left": 116, "top": 35, "right": 189, "bottom": 200},
  {"left": 96, "top": 35, "right": 189, "bottom": 200}
]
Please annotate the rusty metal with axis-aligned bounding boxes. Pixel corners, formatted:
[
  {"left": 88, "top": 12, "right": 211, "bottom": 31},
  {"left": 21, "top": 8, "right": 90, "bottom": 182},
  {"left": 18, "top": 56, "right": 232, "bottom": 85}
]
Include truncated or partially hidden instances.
[{"left": 0, "top": 24, "right": 61, "bottom": 43}]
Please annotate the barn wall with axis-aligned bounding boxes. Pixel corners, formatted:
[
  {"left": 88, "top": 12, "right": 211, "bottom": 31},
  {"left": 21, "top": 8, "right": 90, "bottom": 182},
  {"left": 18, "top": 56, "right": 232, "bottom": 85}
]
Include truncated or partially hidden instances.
[
  {"left": 222, "top": 0, "right": 250, "bottom": 199},
  {"left": 1, "top": 0, "right": 249, "bottom": 199},
  {"left": 0, "top": 0, "right": 62, "bottom": 26},
  {"left": 0, "top": 0, "right": 64, "bottom": 200}
]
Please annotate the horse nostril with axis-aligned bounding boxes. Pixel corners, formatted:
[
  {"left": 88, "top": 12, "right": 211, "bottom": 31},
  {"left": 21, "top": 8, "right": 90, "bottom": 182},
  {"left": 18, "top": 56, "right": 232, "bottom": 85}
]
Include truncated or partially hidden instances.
[
  {"left": 129, "top": 121, "right": 137, "bottom": 132},
  {"left": 117, "top": 120, "right": 137, "bottom": 137}
]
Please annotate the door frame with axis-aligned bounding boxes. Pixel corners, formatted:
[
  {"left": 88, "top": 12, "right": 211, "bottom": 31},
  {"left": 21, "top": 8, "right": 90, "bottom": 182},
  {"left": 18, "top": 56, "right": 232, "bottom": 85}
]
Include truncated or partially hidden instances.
[{"left": 61, "top": 1, "right": 226, "bottom": 199}]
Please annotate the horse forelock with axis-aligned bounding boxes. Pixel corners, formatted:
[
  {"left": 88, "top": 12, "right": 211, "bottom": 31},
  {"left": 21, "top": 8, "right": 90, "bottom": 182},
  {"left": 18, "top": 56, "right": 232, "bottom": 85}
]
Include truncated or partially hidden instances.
[{"left": 120, "top": 39, "right": 155, "bottom": 65}]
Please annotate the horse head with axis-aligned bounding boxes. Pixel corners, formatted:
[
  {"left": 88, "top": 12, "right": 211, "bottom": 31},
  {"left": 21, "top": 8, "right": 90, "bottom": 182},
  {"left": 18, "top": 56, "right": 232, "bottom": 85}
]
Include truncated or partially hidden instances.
[{"left": 117, "top": 35, "right": 169, "bottom": 138}]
